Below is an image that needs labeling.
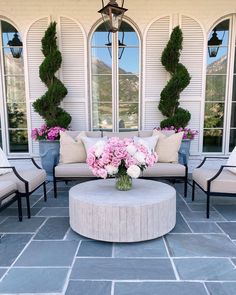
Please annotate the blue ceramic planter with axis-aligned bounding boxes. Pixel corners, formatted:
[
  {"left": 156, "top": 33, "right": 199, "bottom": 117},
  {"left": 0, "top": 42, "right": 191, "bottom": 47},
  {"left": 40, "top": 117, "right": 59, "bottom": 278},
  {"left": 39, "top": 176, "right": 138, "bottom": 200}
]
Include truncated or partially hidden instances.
[
  {"left": 39, "top": 140, "right": 60, "bottom": 181},
  {"left": 178, "top": 139, "right": 191, "bottom": 165}
]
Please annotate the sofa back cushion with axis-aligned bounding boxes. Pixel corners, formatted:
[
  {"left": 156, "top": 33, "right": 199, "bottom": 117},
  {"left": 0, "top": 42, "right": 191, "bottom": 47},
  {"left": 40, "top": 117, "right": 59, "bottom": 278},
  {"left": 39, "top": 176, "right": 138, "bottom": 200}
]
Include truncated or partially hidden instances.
[
  {"left": 153, "top": 130, "right": 184, "bottom": 163},
  {"left": 65, "top": 131, "right": 102, "bottom": 139},
  {"left": 59, "top": 131, "right": 86, "bottom": 164},
  {"left": 103, "top": 131, "right": 139, "bottom": 138},
  {"left": 0, "top": 148, "right": 11, "bottom": 175}
]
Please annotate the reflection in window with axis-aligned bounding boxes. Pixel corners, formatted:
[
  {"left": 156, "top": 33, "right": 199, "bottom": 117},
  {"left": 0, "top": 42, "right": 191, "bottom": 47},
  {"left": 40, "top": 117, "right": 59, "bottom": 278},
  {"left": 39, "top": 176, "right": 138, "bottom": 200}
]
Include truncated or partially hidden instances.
[
  {"left": 91, "top": 21, "right": 139, "bottom": 131},
  {"left": 0, "top": 20, "right": 28, "bottom": 152},
  {"left": 203, "top": 19, "right": 229, "bottom": 152}
]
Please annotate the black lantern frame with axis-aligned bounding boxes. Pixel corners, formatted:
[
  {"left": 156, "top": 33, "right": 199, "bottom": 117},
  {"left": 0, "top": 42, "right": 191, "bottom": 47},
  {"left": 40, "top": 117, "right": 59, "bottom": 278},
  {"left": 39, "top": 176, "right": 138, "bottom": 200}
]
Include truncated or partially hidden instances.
[
  {"left": 98, "top": 0, "right": 128, "bottom": 33},
  {"left": 105, "top": 30, "right": 126, "bottom": 59},
  {"left": 208, "top": 29, "right": 223, "bottom": 58},
  {"left": 7, "top": 33, "right": 23, "bottom": 58}
]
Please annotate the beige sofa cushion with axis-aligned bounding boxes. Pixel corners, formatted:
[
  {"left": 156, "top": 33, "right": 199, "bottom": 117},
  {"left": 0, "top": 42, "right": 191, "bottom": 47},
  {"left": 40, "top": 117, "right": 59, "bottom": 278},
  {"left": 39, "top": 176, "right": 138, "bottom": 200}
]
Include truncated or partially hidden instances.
[
  {"left": 55, "top": 163, "right": 95, "bottom": 178},
  {"left": 0, "top": 169, "right": 46, "bottom": 193},
  {"left": 59, "top": 131, "right": 86, "bottom": 164},
  {"left": 66, "top": 131, "right": 102, "bottom": 139},
  {"left": 142, "top": 163, "right": 186, "bottom": 177},
  {"left": 0, "top": 181, "right": 17, "bottom": 205},
  {"left": 153, "top": 130, "right": 184, "bottom": 163},
  {"left": 103, "top": 131, "right": 138, "bottom": 138},
  {"left": 192, "top": 167, "right": 236, "bottom": 193}
]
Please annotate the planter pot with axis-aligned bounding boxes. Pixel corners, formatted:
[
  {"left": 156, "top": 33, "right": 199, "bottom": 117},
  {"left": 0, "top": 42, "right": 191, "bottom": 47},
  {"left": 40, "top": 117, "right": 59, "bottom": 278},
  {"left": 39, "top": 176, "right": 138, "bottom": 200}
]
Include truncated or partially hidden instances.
[
  {"left": 178, "top": 139, "right": 191, "bottom": 165},
  {"left": 39, "top": 140, "right": 60, "bottom": 181}
]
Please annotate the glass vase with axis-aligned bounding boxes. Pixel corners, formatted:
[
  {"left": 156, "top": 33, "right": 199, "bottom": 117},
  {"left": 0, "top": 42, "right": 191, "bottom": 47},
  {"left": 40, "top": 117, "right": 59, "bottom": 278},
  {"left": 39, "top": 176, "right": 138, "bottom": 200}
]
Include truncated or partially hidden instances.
[{"left": 116, "top": 174, "right": 132, "bottom": 191}]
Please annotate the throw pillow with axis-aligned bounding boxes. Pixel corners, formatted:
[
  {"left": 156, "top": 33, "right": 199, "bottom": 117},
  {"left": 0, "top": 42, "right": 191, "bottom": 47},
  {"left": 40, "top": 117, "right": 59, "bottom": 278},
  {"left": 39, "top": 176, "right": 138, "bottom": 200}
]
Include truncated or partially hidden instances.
[
  {"left": 59, "top": 131, "right": 86, "bottom": 164},
  {"left": 153, "top": 130, "right": 184, "bottom": 163},
  {"left": 0, "top": 147, "right": 11, "bottom": 175},
  {"left": 227, "top": 146, "right": 236, "bottom": 174},
  {"left": 81, "top": 136, "right": 107, "bottom": 154},
  {"left": 134, "top": 135, "right": 159, "bottom": 153}
]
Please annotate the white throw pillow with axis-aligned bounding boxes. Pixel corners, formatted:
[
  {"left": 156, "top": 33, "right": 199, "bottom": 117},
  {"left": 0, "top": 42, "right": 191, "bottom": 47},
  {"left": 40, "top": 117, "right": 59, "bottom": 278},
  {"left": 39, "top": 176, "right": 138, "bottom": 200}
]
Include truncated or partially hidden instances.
[
  {"left": 227, "top": 146, "right": 236, "bottom": 174},
  {"left": 59, "top": 131, "right": 87, "bottom": 164},
  {"left": 0, "top": 147, "right": 11, "bottom": 175},
  {"left": 153, "top": 130, "right": 184, "bottom": 163},
  {"left": 81, "top": 136, "right": 107, "bottom": 155},
  {"left": 134, "top": 135, "right": 159, "bottom": 153}
]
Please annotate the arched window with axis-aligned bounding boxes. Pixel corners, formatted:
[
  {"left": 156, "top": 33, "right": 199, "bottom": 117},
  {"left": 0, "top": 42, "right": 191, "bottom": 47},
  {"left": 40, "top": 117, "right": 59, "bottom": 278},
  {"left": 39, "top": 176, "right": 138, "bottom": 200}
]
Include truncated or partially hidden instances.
[
  {"left": 203, "top": 16, "right": 236, "bottom": 153},
  {"left": 0, "top": 20, "right": 28, "bottom": 153},
  {"left": 90, "top": 20, "right": 140, "bottom": 131}
]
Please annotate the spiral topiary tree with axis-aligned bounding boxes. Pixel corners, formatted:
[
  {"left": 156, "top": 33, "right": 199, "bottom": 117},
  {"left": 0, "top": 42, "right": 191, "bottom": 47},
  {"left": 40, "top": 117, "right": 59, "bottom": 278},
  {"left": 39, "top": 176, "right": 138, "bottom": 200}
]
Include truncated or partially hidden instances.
[
  {"left": 158, "top": 26, "right": 191, "bottom": 129},
  {"left": 33, "top": 22, "right": 71, "bottom": 128}
]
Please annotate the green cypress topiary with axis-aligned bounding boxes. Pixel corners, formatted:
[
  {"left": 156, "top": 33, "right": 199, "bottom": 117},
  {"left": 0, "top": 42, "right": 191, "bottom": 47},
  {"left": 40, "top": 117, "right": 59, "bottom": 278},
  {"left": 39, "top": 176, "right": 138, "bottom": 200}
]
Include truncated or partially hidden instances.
[
  {"left": 33, "top": 22, "right": 71, "bottom": 128},
  {"left": 158, "top": 26, "right": 191, "bottom": 129}
]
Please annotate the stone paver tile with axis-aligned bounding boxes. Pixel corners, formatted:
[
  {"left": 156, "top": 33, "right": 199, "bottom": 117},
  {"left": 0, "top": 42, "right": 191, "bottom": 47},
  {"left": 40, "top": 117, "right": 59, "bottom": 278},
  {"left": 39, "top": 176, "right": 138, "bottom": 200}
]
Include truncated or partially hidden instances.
[
  {"left": 0, "top": 268, "right": 69, "bottom": 293},
  {"left": 0, "top": 207, "right": 41, "bottom": 217},
  {"left": 232, "top": 258, "right": 236, "bottom": 266},
  {"left": 9, "top": 195, "right": 43, "bottom": 208},
  {"left": 180, "top": 210, "right": 225, "bottom": 222},
  {"left": 0, "top": 234, "right": 32, "bottom": 266},
  {"left": 114, "top": 238, "right": 168, "bottom": 257},
  {"left": 33, "top": 196, "right": 69, "bottom": 208},
  {"left": 65, "top": 280, "right": 112, "bottom": 295},
  {"left": 65, "top": 228, "right": 90, "bottom": 241},
  {"left": 34, "top": 217, "right": 69, "bottom": 240},
  {"left": 206, "top": 282, "right": 236, "bottom": 295},
  {"left": 189, "top": 222, "right": 222, "bottom": 233},
  {"left": 77, "top": 241, "right": 112, "bottom": 257},
  {"left": 114, "top": 282, "right": 208, "bottom": 295},
  {"left": 188, "top": 203, "right": 215, "bottom": 212},
  {"left": 71, "top": 258, "right": 175, "bottom": 280},
  {"left": 15, "top": 240, "right": 78, "bottom": 266},
  {"left": 166, "top": 234, "right": 236, "bottom": 257},
  {"left": 0, "top": 268, "right": 7, "bottom": 279},
  {"left": 174, "top": 258, "right": 236, "bottom": 281},
  {"left": 171, "top": 212, "right": 191, "bottom": 233},
  {"left": 0, "top": 216, "right": 7, "bottom": 224},
  {"left": 0, "top": 217, "right": 45, "bottom": 233},
  {"left": 217, "top": 222, "right": 236, "bottom": 239},
  {"left": 213, "top": 205, "right": 236, "bottom": 221},
  {"left": 36, "top": 207, "right": 69, "bottom": 217}
]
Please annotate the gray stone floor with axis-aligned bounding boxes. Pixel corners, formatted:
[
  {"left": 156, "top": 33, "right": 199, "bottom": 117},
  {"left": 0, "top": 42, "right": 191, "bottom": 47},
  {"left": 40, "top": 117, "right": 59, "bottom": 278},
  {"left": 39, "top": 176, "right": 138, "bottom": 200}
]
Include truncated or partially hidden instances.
[{"left": 0, "top": 180, "right": 236, "bottom": 295}]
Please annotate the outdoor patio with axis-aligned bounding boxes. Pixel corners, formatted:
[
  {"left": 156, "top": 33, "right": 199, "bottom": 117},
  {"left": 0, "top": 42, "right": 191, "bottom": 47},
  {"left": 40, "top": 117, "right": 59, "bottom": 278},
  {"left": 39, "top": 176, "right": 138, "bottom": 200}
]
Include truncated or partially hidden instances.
[{"left": 0, "top": 180, "right": 236, "bottom": 295}]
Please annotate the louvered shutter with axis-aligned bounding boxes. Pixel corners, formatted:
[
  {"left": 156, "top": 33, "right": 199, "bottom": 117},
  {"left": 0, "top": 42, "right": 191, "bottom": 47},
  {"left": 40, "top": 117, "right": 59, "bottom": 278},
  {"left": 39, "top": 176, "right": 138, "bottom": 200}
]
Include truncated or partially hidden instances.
[
  {"left": 26, "top": 17, "right": 49, "bottom": 154},
  {"left": 180, "top": 15, "right": 204, "bottom": 154},
  {"left": 143, "top": 16, "right": 170, "bottom": 130},
  {"left": 59, "top": 17, "right": 88, "bottom": 131}
]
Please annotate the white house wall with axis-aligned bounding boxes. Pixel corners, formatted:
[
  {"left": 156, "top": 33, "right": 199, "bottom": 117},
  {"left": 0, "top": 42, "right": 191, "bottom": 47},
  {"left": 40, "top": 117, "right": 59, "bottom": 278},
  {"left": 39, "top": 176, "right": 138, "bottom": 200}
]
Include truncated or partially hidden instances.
[{"left": 0, "top": 0, "right": 235, "bottom": 160}]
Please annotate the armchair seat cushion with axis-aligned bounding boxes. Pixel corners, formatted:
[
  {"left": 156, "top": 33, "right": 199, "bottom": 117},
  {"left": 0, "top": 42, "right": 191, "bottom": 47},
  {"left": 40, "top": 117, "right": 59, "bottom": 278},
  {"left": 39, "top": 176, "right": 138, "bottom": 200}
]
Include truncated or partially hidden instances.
[
  {"left": 0, "top": 169, "right": 46, "bottom": 193},
  {"left": 0, "top": 181, "right": 17, "bottom": 206},
  {"left": 192, "top": 167, "right": 236, "bottom": 193}
]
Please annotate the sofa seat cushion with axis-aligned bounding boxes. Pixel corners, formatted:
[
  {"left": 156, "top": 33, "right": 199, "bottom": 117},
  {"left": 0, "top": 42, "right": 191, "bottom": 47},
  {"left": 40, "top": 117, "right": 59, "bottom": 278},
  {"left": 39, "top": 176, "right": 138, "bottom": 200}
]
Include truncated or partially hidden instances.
[
  {"left": 0, "top": 181, "right": 17, "bottom": 206},
  {"left": 142, "top": 163, "right": 186, "bottom": 177},
  {"left": 192, "top": 167, "right": 236, "bottom": 193},
  {"left": 55, "top": 163, "right": 95, "bottom": 178},
  {"left": 0, "top": 169, "right": 46, "bottom": 193}
]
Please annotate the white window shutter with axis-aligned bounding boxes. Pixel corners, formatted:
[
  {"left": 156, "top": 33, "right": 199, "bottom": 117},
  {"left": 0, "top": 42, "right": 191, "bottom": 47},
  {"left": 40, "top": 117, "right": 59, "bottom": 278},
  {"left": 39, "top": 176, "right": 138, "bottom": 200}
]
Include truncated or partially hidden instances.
[
  {"left": 26, "top": 17, "right": 49, "bottom": 154},
  {"left": 59, "top": 16, "right": 88, "bottom": 131},
  {"left": 143, "top": 16, "right": 170, "bottom": 130}
]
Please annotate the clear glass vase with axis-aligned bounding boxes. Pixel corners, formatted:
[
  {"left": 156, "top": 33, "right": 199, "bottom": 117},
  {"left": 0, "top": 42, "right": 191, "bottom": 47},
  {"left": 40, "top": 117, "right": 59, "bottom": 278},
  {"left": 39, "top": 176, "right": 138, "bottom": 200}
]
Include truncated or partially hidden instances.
[{"left": 116, "top": 174, "right": 132, "bottom": 191}]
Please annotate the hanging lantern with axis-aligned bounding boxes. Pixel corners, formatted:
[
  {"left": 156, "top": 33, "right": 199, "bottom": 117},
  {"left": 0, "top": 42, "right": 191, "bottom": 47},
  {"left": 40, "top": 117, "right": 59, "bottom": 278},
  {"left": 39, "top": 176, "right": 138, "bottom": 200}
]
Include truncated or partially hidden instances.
[
  {"left": 105, "top": 30, "right": 126, "bottom": 59},
  {"left": 98, "top": 0, "right": 128, "bottom": 33},
  {"left": 208, "top": 29, "right": 222, "bottom": 58},
  {"left": 7, "top": 33, "right": 23, "bottom": 58}
]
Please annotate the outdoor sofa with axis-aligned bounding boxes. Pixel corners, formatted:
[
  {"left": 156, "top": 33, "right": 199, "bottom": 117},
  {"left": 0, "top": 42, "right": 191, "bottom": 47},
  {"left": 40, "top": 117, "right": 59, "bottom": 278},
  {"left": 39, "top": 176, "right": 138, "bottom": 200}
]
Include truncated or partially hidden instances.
[{"left": 53, "top": 130, "right": 188, "bottom": 198}]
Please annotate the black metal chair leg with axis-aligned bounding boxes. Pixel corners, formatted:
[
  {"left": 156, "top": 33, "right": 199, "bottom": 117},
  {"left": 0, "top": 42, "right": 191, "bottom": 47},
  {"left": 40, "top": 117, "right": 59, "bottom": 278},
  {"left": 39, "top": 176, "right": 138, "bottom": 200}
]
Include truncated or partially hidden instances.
[
  {"left": 206, "top": 193, "right": 210, "bottom": 219},
  {"left": 53, "top": 178, "right": 57, "bottom": 198},
  {"left": 184, "top": 179, "right": 187, "bottom": 198},
  {"left": 26, "top": 194, "right": 31, "bottom": 219},
  {"left": 17, "top": 195, "right": 23, "bottom": 222},
  {"left": 43, "top": 182, "right": 47, "bottom": 202},
  {"left": 192, "top": 181, "right": 195, "bottom": 201}
]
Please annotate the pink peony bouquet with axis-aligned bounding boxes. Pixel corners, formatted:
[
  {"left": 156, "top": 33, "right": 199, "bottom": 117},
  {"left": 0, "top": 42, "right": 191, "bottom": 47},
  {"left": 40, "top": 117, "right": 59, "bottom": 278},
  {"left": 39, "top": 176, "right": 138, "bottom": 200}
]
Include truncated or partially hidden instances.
[
  {"left": 31, "top": 125, "right": 65, "bottom": 141},
  {"left": 155, "top": 126, "right": 198, "bottom": 140},
  {"left": 87, "top": 137, "right": 158, "bottom": 179}
]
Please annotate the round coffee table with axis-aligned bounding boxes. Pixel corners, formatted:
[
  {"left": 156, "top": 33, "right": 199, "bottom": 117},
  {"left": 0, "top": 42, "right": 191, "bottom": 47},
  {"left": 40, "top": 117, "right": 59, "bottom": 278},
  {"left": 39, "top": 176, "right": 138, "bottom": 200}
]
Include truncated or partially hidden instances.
[{"left": 69, "top": 179, "right": 176, "bottom": 242}]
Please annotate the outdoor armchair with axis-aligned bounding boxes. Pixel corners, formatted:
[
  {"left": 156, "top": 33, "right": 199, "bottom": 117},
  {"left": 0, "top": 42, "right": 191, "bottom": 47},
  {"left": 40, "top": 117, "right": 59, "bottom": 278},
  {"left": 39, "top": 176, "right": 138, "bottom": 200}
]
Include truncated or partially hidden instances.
[
  {"left": 0, "top": 158, "right": 47, "bottom": 218},
  {"left": 192, "top": 157, "right": 236, "bottom": 218}
]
